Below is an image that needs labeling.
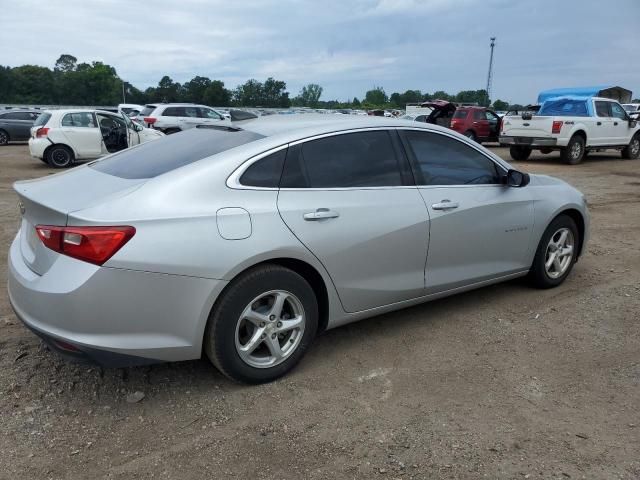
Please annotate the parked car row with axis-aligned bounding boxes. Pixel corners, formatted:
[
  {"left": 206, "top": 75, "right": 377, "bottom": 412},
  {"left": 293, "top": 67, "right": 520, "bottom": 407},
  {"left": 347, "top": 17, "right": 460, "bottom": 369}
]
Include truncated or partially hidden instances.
[{"left": 0, "top": 109, "right": 42, "bottom": 145}]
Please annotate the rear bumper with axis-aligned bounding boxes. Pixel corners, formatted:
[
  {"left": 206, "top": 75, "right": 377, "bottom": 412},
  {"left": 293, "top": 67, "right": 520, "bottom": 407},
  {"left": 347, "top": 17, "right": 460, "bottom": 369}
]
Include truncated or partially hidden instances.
[
  {"left": 7, "top": 232, "right": 225, "bottom": 367},
  {"left": 500, "top": 136, "right": 558, "bottom": 147},
  {"left": 28, "top": 137, "right": 48, "bottom": 159}
]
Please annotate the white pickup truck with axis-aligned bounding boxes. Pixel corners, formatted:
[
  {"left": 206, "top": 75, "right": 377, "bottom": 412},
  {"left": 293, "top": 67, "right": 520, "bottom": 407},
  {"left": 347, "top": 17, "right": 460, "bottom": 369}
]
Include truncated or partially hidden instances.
[{"left": 500, "top": 97, "right": 640, "bottom": 164}]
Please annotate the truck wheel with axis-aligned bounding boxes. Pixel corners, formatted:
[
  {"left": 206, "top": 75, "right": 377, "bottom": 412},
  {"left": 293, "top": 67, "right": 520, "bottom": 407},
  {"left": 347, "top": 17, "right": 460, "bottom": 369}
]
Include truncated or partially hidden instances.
[
  {"left": 509, "top": 146, "right": 532, "bottom": 161},
  {"left": 561, "top": 135, "right": 585, "bottom": 165},
  {"left": 621, "top": 134, "right": 640, "bottom": 159}
]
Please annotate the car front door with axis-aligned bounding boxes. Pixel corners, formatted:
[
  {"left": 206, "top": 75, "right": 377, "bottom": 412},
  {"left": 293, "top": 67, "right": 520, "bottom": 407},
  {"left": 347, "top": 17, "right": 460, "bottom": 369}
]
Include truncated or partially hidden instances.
[
  {"left": 610, "top": 102, "right": 633, "bottom": 145},
  {"left": 59, "top": 112, "right": 103, "bottom": 158},
  {"left": 594, "top": 100, "right": 614, "bottom": 145},
  {"left": 277, "top": 129, "right": 429, "bottom": 313},
  {"left": 178, "top": 106, "right": 201, "bottom": 130},
  {"left": 400, "top": 129, "right": 534, "bottom": 293},
  {"left": 198, "top": 107, "right": 226, "bottom": 126},
  {"left": 485, "top": 110, "right": 500, "bottom": 140}
]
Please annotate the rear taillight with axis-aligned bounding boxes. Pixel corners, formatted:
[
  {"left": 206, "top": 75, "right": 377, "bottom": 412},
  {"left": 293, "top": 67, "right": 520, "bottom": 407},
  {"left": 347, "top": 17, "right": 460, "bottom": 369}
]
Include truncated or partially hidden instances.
[
  {"left": 144, "top": 117, "right": 156, "bottom": 125},
  {"left": 552, "top": 120, "right": 563, "bottom": 134},
  {"left": 35, "top": 225, "right": 135, "bottom": 265},
  {"left": 36, "top": 127, "right": 50, "bottom": 138}
]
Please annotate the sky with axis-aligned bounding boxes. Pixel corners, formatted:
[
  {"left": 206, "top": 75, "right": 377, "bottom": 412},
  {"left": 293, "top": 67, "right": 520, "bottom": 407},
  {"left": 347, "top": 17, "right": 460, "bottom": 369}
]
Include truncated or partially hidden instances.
[{"left": 2, "top": 0, "right": 639, "bottom": 104}]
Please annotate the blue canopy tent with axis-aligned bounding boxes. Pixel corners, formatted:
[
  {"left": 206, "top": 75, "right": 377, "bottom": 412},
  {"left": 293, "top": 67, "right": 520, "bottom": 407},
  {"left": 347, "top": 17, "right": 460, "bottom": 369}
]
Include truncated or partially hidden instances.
[{"left": 537, "top": 86, "right": 632, "bottom": 104}]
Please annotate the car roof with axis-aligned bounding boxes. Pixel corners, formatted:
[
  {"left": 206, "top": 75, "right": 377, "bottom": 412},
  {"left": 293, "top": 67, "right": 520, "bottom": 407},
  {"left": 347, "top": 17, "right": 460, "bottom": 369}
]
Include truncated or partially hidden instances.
[
  {"left": 236, "top": 113, "right": 448, "bottom": 139},
  {"left": 0, "top": 109, "right": 41, "bottom": 113}
]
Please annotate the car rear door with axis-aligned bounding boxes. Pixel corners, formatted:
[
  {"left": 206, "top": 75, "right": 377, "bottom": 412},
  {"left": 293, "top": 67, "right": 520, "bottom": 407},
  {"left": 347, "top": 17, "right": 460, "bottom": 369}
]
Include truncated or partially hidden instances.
[
  {"left": 594, "top": 101, "right": 615, "bottom": 145},
  {"left": 59, "top": 112, "right": 103, "bottom": 158},
  {"left": 277, "top": 129, "right": 429, "bottom": 313},
  {"left": 472, "top": 109, "right": 491, "bottom": 139},
  {"left": 400, "top": 129, "right": 534, "bottom": 293},
  {"left": 178, "top": 106, "right": 201, "bottom": 130}
]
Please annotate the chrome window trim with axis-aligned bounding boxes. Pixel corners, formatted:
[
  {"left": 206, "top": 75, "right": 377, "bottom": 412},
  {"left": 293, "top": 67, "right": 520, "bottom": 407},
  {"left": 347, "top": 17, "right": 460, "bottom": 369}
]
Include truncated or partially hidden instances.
[{"left": 227, "top": 125, "right": 512, "bottom": 191}]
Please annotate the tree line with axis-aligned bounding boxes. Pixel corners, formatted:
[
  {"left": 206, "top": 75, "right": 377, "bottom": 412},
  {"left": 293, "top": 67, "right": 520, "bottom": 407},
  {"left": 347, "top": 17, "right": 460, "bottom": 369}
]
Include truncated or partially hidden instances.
[{"left": 3, "top": 54, "right": 612, "bottom": 111}]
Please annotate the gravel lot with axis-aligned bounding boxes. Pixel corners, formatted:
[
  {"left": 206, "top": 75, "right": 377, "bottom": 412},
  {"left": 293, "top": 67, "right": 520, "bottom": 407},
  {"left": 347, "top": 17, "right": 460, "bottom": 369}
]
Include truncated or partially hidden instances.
[{"left": 1, "top": 144, "right": 639, "bottom": 479}]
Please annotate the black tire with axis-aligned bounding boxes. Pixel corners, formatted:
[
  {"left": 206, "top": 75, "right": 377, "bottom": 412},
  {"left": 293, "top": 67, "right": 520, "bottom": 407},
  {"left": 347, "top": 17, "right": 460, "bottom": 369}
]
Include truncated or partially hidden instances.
[
  {"left": 560, "top": 135, "right": 585, "bottom": 165},
  {"left": 46, "top": 145, "right": 74, "bottom": 168},
  {"left": 621, "top": 134, "right": 640, "bottom": 159},
  {"left": 528, "top": 214, "right": 579, "bottom": 289},
  {"left": 509, "top": 145, "right": 532, "bottom": 161},
  {"left": 164, "top": 128, "right": 181, "bottom": 135},
  {"left": 204, "top": 265, "right": 318, "bottom": 384},
  {"left": 0, "top": 129, "right": 9, "bottom": 145},
  {"left": 464, "top": 130, "right": 477, "bottom": 142}
]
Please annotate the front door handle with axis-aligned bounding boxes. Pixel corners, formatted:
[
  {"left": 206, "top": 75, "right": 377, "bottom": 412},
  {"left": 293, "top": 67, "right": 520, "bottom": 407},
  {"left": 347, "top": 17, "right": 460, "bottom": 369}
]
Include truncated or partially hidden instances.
[
  {"left": 303, "top": 208, "right": 340, "bottom": 221},
  {"left": 432, "top": 200, "right": 459, "bottom": 211},
  {"left": 614, "top": 121, "right": 619, "bottom": 126},
  {"left": 597, "top": 122, "right": 602, "bottom": 126}
]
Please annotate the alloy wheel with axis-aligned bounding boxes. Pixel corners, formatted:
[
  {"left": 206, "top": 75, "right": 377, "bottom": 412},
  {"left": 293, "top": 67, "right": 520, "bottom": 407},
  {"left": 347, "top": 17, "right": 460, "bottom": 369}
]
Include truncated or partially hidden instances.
[
  {"left": 235, "top": 290, "right": 306, "bottom": 368},
  {"left": 544, "top": 227, "right": 574, "bottom": 279},
  {"left": 570, "top": 142, "right": 582, "bottom": 160},
  {"left": 0, "top": 131, "right": 8, "bottom": 145}
]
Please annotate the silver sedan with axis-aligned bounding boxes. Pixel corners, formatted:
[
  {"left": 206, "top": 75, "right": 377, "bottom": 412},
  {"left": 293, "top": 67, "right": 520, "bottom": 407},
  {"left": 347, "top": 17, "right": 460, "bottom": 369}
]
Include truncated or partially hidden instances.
[{"left": 8, "top": 115, "right": 589, "bottom": 383}]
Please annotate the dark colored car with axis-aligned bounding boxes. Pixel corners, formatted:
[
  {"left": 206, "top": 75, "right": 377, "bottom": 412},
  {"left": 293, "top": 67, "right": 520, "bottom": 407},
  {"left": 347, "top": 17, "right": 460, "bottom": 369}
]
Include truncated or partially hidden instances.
[
  {"left": 0, "top": 109, "right": 41, "bottom": 145},
  {"left": 449, "top": 106, "right": 501, "bottom": 143}
]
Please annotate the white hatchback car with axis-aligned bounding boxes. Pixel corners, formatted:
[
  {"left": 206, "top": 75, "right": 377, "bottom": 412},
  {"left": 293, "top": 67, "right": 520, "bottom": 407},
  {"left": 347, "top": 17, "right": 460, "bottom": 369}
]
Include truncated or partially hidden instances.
[
  {"left": 137, "top": 103, "right": 230, "bottom": 134},
  {"left": 29, "top": 109, "right": 164, "bottom": 168}
]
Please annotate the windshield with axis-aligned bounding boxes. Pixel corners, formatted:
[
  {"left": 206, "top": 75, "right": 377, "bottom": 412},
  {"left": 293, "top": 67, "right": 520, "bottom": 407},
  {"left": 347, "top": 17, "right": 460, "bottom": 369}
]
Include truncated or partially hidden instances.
[{"left": 90, "top": 127, "right": 265, "bottom": 179}]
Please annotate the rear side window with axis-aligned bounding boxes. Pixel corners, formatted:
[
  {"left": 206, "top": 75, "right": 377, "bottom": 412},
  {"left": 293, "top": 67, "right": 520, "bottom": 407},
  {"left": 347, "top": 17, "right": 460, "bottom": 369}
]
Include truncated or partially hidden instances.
[
  {"left": 139, "top": 105, "right": 156, "bottom": 116},
  {"left": 91, "top": 128, "right": 265, "bottom": 179},
  {"left": 453, "top": 110, "right": 468, "bottom": 119},
  {"left": 281, "top": 131, "right": 404, "bottom": 188},
  {"left": 61, "top": 112, "right": 96, "bottom": 127},
  {"left": 472, "top": 110, "right": 485, "bottom": 120},
  {"left": 162, "top": 107, "right": 184, "bottom": 117},
  {"left": 33, "top": 113, "right": 51, "bottom": 127},
  {"left": 402, "top": 130, "right": 501, "bottom": 186},
  {"left": 239, "top": 149, "right": 287, "bottom": 187},
  {"left": 4, "top": 111, "right": 35, "bottom": 120},
  {"left": 595, "top": 101, "right": 611, "bottom": 117}
]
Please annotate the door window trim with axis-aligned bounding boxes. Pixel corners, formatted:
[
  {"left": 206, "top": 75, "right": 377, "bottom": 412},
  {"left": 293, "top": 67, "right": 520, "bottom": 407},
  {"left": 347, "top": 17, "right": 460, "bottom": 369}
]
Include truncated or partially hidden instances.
[
  {"left": 227, "top": 127, "right": 417, "bottom": 191},
  {"left": 397, "top": 127, "right": 509, "bottom": 188}
]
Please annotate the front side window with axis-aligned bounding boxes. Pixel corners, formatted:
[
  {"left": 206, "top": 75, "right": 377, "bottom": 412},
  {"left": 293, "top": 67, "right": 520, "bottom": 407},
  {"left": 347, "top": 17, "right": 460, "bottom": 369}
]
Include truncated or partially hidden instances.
[
  {"left": 199, "top": 108, "right": 223, "bottom": 120},
  {"left": 61, "top": 112, "right": 96, "bottom": 128},
  {"left": 611, "top": 103, "right": 628, "bottom": 120},
  {"left": 239, "top": 149, "right": 287, "bottom": 187},
  {"left": 281, "top": 130, "right": 404, "bottom": 188},
  {"left": 402, "top": 130, "right": 502, "bottom": 186},
  {"left": 184, "top": 107, "right": 199, "bottom": 117}
]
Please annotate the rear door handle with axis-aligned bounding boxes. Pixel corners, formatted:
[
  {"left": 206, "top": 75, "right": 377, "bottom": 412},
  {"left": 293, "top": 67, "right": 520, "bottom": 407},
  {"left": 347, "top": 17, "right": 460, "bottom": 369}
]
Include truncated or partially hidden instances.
[
  {"left": 432, "top": 200, "right": 459, "bottom": 211},
  {"left": 303, "top": 208, "right": 340, "bottom": 221},
  {"left": 614, "top": 121, "right": 619, "bottom": 125},
  {"left": 597, "top": 122, "right": 602, "bottom": 126}
]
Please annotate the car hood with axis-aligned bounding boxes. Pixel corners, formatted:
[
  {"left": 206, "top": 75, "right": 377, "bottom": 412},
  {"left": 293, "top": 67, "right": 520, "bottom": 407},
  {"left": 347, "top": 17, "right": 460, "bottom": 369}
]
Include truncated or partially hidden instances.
[{"left": 528, "top": 174, "right": 567, "bottom": 187}]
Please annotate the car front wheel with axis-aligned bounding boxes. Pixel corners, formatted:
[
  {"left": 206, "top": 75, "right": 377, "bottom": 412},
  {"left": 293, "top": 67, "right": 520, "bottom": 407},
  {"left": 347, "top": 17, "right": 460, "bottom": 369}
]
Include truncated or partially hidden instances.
[
  {"left": 0, "top": 129, "right": 9, "bottom": 145},
  {"left": 528, "top": 214, "right": 579, "bottom": 288},
  {"left": 204, "top": 265, "right": 318, "bottom": 383}
]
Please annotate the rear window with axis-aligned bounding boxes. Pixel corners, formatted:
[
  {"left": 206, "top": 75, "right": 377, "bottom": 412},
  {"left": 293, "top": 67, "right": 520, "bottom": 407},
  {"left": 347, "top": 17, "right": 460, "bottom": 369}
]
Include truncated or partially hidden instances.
[
  {"left": 33, "top": 113, "right": 51, "bottom": 127},
  {"left": 90, "top": 127, "right": 265, "bottom": 179},
  {"left": 452, "top": 110, "right": 468, "bottom": 119},
  {"left": 139, "top": 105, "right": 157, "bottom": 116},
  {"left": 539, "top": 99, "right": 589, "bottom": 116}
]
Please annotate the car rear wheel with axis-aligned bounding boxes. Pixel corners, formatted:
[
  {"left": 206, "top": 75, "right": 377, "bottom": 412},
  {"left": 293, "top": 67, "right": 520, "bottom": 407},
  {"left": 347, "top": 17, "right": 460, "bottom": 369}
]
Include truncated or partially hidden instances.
[
  {"left": 204, "top": 264, "right": 318, "bottom": 384},
  {"left": 509, "top": 145, "right": 532, "bottom": 161},
  {"left": 560, "top": 135, "right": 585, "bottom": 165},
  {"left": 0, "top": 129, "right": 9, "bottom": 145},
  {"left": 46, "top": 145, "right": 75, "bottom": 168},
  {"left": 528, "top": 214, "right": 579, "bottom": 289},
  {"left": 621, "top": 134, "right": 640, "bottom": 159}
]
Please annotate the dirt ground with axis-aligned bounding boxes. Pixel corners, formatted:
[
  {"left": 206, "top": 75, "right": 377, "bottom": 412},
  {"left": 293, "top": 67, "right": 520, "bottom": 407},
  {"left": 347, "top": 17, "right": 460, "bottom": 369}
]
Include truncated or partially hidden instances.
[{"left": 0, "top": 143, "right": 638, "bottom": 480}]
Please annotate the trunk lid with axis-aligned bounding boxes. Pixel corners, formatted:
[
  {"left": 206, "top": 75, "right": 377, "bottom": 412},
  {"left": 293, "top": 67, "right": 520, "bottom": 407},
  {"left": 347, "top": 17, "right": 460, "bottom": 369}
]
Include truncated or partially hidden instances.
[
  {"left": 14, "top": 165, "right": 145, "bottom": 275},
  {"left": 501, "top": 115, "right": 555, "bottom": 138}
]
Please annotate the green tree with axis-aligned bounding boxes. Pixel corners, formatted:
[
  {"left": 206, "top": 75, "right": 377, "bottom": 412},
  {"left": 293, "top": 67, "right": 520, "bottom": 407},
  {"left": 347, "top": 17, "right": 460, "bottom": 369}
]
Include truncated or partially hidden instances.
[
  {"left": 297, "top": 83, "right": 323, "bottom": 107},
  {"left": 203, "top": 80, "right": 231, "bottom": 106},
  {"left": 364, "top": 86, "right": 387, "bottom": 106},
  {"left": 233, "top": 79, "right": 263, "bottom": 106},
  {"left": 156, "top": 75, "right": 181, "bottom": 102},
  {"left": 10, "top": 65, "right": 56, "bottom": 103},
  {"left": 183, "top": 75, "right": 212, "bottom": 103},
  {"left": 352, "top": 97, "right": 361, "bottom": 107},
  {"left": 492, "top": 99, "right": 509, "bottom": 111},
  {"left": 54, "top": 54, "right": 77, "bottom": 73},
  {"left": 263, "top": 77, "right": 290, "bottom": 107}
]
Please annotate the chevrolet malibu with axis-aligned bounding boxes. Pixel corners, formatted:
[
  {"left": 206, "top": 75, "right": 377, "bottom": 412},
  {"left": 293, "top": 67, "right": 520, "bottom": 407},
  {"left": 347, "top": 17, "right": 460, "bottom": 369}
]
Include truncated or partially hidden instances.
[{"left": 8, "top": 116, "right": 589, "bottom": 383}]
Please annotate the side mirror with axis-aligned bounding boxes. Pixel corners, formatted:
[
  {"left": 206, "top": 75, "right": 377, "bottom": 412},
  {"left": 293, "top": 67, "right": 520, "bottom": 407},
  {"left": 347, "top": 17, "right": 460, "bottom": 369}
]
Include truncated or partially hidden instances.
[
  {"left": 630, "top": 119, "right": 637, "bottom": 128},
  {"left": 505, "top": 169, "right": 530, "bottom": 187}
]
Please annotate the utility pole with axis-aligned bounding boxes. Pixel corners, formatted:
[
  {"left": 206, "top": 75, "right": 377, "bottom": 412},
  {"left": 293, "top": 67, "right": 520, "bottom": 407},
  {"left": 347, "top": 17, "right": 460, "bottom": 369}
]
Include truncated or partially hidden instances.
[
  {"left": 485, "top": 37, "right": 496, "bottom": 106},
  {"left": 122, "top": 81, "right": 126, "bottom": 104}
]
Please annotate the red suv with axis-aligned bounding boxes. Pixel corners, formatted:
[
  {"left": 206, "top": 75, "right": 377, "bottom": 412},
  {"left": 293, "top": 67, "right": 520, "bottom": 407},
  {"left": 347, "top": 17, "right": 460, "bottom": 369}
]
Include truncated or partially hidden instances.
[{"left": 449, "top": 107, "right": 501, "bottom": 143}]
